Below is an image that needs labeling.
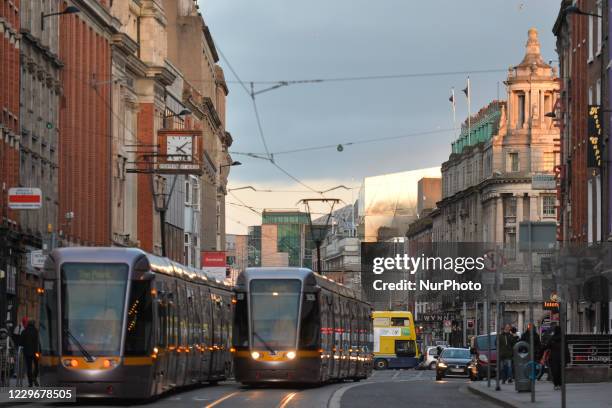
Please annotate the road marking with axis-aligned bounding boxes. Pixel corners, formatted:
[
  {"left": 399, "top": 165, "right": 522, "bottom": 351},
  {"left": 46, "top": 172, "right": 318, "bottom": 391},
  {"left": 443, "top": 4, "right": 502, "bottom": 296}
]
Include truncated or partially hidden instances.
[
  {"left": 328, "top": 381, "right": 377, "bottom": 408},
  {"left": 205, "top": 391, "right": 240, "bottom": 408},
  {"left": 392, "top": 371, "right": 400, "bottom": 379},
  {"left": 277, "top": 392, "right": 298, "bottom": 408}
]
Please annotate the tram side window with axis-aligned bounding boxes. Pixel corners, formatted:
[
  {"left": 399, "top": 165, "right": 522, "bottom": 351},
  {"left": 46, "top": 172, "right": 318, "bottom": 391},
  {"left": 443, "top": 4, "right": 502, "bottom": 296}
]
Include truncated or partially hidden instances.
[
  {"left": 299, "top": 293, "right": 320, "bottom": 349},
  {"left": 391, "top": 318, "right": 409, "bottom": 327},
  {"left": 233, "top": 293, "right": 249, "bottom": 347},
  {"left": 125, "top": 281, "right": 153, "bottom": 355},
  {"left": 39, "top": 280, "right": 58, "bottom": 355}
]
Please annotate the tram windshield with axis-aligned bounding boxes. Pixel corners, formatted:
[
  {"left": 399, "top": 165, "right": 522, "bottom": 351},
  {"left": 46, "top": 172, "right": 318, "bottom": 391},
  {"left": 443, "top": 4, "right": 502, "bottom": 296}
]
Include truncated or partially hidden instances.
[
  {"left": 250, "top": 279, "right": 301, "bottom": 350},
  {"left": 61, "top": 263, "right": 128, "bottom": 356}
]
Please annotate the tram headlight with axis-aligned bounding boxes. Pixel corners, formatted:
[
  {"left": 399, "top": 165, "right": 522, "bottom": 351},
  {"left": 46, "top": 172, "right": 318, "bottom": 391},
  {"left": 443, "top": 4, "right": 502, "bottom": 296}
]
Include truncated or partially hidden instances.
[
  {"left": 251, "top": 351, "right": 260, "bottom": 360},
  {"left": 63, "top": 359, "right": 78, "bottom": 368},
  {"left": 103, "top": 359, "right": 118, "bottom": 368},
  {"left": 286, "top": 351, "right": 296, "bottom": 360}
]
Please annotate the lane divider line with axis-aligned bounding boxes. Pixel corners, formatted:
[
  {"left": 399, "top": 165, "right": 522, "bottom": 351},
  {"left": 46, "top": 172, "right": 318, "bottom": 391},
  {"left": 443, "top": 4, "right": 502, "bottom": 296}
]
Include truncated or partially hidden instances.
[
  {"left": 277, "top": 392, "right": 298, "bottom": 408},
  {"left": 205, "top": 391, "right": 240, "bottom": 408}
]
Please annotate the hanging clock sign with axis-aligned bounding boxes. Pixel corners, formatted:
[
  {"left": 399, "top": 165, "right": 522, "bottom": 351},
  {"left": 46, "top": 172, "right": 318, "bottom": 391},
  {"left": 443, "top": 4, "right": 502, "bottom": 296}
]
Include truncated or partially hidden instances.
[{"left": 157, "top": 130, "right": 203, "bottom": 175}]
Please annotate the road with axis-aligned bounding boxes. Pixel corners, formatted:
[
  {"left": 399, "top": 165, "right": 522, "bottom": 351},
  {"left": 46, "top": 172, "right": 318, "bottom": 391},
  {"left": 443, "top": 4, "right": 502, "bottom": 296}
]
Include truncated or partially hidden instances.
[{"left": 41, "top": 369, "right": 498, "bottom": 407}]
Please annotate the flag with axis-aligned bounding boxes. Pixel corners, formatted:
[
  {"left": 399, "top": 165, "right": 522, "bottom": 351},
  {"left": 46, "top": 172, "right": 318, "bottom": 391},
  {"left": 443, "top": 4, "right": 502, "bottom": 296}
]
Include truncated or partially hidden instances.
[
  {"left": 449, "top": 92, "right": 455, "bottom": 104},
  {"left": 462, "top": 85, "right": 469, "bottom": 98}
]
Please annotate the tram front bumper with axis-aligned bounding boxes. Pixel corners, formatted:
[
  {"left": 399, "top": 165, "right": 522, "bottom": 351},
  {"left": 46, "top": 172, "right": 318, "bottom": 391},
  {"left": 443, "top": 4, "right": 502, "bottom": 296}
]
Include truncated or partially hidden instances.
[{"left": 234, "top": 354, "right": 321, "bottom": 383}]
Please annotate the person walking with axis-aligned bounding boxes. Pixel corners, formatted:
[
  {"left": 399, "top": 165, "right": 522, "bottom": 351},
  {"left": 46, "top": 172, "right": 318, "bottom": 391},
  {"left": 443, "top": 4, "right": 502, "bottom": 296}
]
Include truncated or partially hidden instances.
[
  {"left": 0, "top": 328, "right": 15, "bottom": 387},
  {"left": 21, "top": 320, "right": 39, "bottom": 387},
  {"left": 520, "top": 323, "right": 542, "bottom": 363},
  {"left": 498, "top": 324, "right": 516, "bottom": 384},
  {"left": 543, "top": 326, "right": 569, "bottom": 390}
]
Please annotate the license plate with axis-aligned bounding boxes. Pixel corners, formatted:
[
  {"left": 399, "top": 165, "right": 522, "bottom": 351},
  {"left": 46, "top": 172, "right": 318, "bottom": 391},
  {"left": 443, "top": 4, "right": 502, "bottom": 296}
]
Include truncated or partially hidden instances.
[{"left": 451, "top": 368, "right": 464, "bottom": 373}]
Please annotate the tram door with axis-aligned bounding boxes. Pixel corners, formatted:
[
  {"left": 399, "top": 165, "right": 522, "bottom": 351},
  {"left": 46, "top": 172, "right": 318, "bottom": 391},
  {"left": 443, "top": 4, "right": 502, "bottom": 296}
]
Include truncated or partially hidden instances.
[
  {"left": 156, "top": 278, "right": 177, "bottom": 391},
  {"left": 200, "top": 286, "right": 212, "bottom": 381},
  {"left": 332, "top": 294, "right": 341, "bottom": 378},
  {"left": 210, "top": 290, "right": 224, "bottom": 378}
]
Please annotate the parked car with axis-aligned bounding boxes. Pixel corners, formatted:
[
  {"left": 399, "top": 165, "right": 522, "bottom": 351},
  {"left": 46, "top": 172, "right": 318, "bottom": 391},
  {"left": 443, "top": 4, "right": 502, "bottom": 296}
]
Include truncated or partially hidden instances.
[
  {"left": 470, "top": 333, "right": 497, "bottom": 380},
  {"left": 435, "top": 347, "right": 477, "bottom": 381},
  {"left": 424, "top": 345, "right": 445, "bottom": 369}
]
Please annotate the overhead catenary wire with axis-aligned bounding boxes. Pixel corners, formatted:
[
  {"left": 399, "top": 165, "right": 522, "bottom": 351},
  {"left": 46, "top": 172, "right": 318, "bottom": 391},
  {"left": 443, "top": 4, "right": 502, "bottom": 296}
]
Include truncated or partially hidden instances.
[
  {"left": 230, "top": 127, "right": 456, "bottom": 158},
  {"left": 185, "top": 67, "right": 508, "bottom": 85},
  {"left": 218, "top": 45, "right": 329, "bottom": 196}
]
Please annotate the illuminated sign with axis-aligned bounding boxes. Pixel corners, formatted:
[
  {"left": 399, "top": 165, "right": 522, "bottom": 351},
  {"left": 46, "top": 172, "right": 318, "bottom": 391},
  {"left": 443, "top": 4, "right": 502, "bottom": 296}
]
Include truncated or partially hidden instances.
[
  {"left": 543, "top": 301, "right": 560, "bottom": 311},
  {"left": 587, "top": 105, "right": 602, "bottom": 168}
]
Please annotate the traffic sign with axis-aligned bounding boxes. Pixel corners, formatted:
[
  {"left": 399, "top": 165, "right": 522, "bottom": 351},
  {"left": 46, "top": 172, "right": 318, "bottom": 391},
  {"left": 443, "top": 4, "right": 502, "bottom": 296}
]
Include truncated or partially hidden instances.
[
  {"left": 29, "top": 250, "right": 46, "bottom": 268},
  {"left": 8, "top": 188, "right": 42, "bottom": 210}
]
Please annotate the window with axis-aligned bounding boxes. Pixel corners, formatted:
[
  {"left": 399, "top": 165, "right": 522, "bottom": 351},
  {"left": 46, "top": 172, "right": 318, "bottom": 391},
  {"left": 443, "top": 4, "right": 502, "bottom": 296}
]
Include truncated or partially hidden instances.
[
  {"left": 542, "top": 152, "right": 555, "bottom": 171},
  {"left": 395, "top": 340, "right": 417, "bottom": 357},
  {"left": 192, "top": 181, "right": 200, "bottom": 209},
  {"left": 588, "top": 86, "right": 594, "bottom": 105},
  {"left": 508, "top": 152, "right": 519, "bottom": 172},
  {"left": 501, "top": 277, "right": 520, "bottom": 291},
  {"left": 588, "top": 15, "right": 594, "bottom": 62},
  {"left": 124, "top": 281, "right": 153, "bottom": 355},
  {"left": 542, "top": 195, "right": 556, "bottom": 217},
  {"left": 517, "top": 94, "right": 525, "bottom": 128},
  {"left": 596, "top": 79, "right": 601, "bottom": 105},
  {"left": 597, "top": 1, "right": 602, "bottom": 54},
  {"left": 391, "top": 317, "right": 409, "bottom": 327}
]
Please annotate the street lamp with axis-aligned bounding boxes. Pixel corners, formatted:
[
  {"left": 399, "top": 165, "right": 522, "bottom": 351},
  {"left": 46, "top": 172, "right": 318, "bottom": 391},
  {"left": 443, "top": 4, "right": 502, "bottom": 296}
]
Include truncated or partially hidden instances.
[
  {"left": 41, "top": 6, "right": 79, "bottom": 30},
  {"left": 220, "top": 161, "right": 242, "bottom": 171},
  {"left": 165, "top": 109, "right": 192, "bottom": 119},
  {"left": 563, "top": 5, "right": 602, "bottom": 18},
  {"left": 163, "top": 109, "right": 191, "bottom": 128}
]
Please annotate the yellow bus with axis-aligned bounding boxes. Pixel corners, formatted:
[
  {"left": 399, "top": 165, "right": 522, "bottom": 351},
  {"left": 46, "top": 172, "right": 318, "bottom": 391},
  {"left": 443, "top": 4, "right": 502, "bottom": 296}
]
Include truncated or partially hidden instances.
[{"left": 372, "top": 311, "right": 420, "bottom": 369}]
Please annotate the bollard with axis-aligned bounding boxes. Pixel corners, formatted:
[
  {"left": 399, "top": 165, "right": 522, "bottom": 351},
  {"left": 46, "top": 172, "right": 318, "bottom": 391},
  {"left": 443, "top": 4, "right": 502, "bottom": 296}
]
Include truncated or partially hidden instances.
[{"left": 513, "top": 341, "right": 531, "bottom": 392}]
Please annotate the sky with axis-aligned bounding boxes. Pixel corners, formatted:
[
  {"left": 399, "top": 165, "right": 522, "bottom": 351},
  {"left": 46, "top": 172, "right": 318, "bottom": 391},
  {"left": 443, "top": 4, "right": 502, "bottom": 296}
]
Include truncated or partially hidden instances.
[{"left": 199, "top": 0, "right": 560, "bottom": 234}]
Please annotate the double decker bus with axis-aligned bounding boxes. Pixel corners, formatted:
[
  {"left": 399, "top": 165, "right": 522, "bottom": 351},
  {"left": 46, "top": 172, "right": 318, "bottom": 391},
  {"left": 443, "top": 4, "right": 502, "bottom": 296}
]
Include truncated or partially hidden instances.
[{"left": 372, "top": 311, "right": 420, "bottom": 369}]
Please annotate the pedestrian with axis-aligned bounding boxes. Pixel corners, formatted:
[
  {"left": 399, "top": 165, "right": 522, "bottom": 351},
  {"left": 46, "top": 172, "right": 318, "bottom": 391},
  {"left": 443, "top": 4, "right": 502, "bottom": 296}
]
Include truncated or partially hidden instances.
[
  {"left": 449, "top": 324, "right": 463, "bottom": 348},
  {"left": 543, "top": 326, "right": 569, "bottom": 390},
  {"left": 12, "top": 317, "right": 27, "bottom": 347},
  {"left": 21, "top": 320, "right": 39, "bottom": 387},
  {"left": 498, "top": 324, "right": 516, "bottom": 384},
  {"left": 520, "top": 323, "right": 541, "bottom": 363},
  {"left": 0, "top": 328, "right": 15, "bottom": 387}
]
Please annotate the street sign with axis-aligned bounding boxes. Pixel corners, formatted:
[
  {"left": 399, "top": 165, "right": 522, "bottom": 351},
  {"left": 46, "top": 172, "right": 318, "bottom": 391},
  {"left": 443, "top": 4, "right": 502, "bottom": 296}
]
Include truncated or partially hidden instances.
[
  {"left": 519, "top": 222, "right": 556, "bottom": 252},
  {"left": 29, "top": 250, "right": 46, "bottom": 268},
  {"left": 8, "top": 187, "right": 42, "bottom": 210}
]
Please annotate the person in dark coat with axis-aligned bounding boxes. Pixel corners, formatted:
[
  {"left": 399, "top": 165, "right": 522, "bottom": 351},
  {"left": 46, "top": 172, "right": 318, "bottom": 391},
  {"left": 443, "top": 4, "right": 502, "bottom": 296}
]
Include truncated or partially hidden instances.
[
  {"left": 21, "top": 320, "right": 39, "bottom": 387},
  {"left": 543, "top": 326, "right": 569, "bottom": 390},
  {"left": 520, "top": 323, "right": 541, "bottom": 362},
  {"left": 498, "top": 324, "right": 516, "bottom": 383}
]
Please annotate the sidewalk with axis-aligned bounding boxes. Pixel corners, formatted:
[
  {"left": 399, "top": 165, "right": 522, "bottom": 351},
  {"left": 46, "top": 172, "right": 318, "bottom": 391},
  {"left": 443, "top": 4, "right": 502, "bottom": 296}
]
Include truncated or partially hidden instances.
[{"left": 468, "top": 379, "right": 611, "bottom": 408}]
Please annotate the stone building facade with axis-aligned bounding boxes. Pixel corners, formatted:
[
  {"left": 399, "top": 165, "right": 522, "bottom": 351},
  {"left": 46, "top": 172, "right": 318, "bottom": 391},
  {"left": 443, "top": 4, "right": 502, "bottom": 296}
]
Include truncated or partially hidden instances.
[{"left": 433, "top": 28, "right": 560, "bottom": 329}]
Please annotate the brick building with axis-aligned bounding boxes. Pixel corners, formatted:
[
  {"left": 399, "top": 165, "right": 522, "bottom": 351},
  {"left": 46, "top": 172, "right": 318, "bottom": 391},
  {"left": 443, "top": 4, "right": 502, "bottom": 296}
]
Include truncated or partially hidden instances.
[
  {"left": 58, "top": 0, "right": 114, "bottom": 246},
  {"left": 553, "top": 0, "right": 607, "bottom": 243},
  {"left": 0, "top": 0, "right": 21, "bottom": 325}
]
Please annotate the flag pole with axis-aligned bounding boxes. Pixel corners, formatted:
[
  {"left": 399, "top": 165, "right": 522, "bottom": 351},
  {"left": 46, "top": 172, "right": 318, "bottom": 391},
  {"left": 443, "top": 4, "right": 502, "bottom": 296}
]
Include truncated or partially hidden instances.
[
  {"left": 467, "top": 76, "right": 471, "bottom": 145},
  {"left": 451, "top": 87, "right": 457, "bottom": 136}
]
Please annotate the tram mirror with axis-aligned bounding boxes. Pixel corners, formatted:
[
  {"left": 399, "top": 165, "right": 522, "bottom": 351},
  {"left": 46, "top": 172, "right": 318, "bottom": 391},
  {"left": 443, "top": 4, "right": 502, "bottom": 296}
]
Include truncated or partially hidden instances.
[{"left": 139, "top": 271, "right": 155, "bottom": 280}]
